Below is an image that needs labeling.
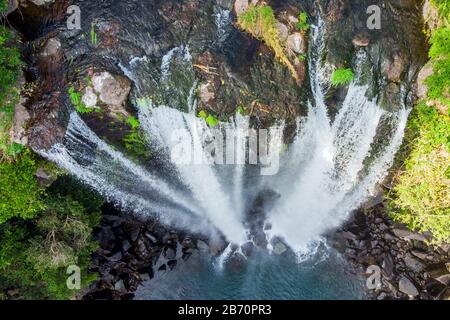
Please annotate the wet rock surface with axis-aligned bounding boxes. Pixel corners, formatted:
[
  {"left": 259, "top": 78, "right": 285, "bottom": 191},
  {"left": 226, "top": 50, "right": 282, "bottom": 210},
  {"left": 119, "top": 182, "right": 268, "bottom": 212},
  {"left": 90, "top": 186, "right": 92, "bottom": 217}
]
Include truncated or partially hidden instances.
[
  {"left": 83, "top": 206, "right": 217, "bottom": 300},
  {"left": 331, "top": 204, "right": 450, "bottom": 300}
]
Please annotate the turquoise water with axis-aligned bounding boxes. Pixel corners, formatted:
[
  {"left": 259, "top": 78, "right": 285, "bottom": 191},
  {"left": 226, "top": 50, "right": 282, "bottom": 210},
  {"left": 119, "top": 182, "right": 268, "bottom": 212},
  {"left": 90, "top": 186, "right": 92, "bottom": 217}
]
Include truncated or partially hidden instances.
[{"left": 135, "top": 244, "right": 367, "bottom": 300}]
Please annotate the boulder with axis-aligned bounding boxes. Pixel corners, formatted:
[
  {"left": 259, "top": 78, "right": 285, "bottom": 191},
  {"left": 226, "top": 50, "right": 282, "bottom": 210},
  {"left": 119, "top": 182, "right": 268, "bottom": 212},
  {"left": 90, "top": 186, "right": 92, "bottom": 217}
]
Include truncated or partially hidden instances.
[
  {"left": 40, "top": 38, "right": 61, "bottom": 57},
  {"left": 5, "top": 0, "right": 19, "bottom": 15},
  {"left": 198, "top": 82, "right": 215, "bottom": 106},
  {"left": 164, "top": 247, "right": 176, "bottom": 260},
  {"left": 35, "top": 166, "right": 57, "bottom": 187},
  {"left": 398, "top": 276, "right": 419, "bottom": 298},
  {"left": 276, "top": 22, "right": 289, "bottom": 42},
  {"left": 91, "top": 71, "right": 131, "bottom": 115},
  {"left": 10, "top": 102, "right": 30, "bottom": 146},
  {"left": 404, "top": 253, "right": 425, "bottom": 272},
  {"left": 82, "top": 87, "right": 98, "bottom": 108},
  {"left": 383, "top": 52, "right": 405, "bottom": 83},
  {"left": 234, "top": 0, "right": 249, "bottom": 16},
  {"left": 114, "top": 279, "right": 126, "bottom": 292},
  {"left": 352, "top": 34, "right": 370, "bottom": 47},
  {"left": 287, "top": 33, "right": 307, "bottom": 54},
  {"left": 272, "top": 240, "right": 287, "bottom": 255},
  {"left": 392, "top": 228, "right": 426, "bottom": 242}
]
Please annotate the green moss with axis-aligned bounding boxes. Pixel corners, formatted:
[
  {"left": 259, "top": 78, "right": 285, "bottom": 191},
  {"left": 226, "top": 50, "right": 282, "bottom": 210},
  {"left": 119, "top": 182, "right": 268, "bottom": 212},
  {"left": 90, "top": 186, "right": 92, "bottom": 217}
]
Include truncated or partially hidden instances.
[{"left": 331, "top": 68, "right": 355, "bottom": 87}]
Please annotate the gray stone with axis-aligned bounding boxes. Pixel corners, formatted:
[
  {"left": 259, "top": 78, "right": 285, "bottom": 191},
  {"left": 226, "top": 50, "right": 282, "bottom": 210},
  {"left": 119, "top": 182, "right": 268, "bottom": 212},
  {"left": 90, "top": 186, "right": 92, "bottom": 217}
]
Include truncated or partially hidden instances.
[
  {"left": 272, "top": 241, "right": 287, "bottom": 255},
  {"left": 91, "top": 71, "right": 131, "bottom": 114},
  {"left": 164, "top": 247, "right": 176, "bottom": 260},
  {"left": 398, "top": 277, "right": 419, "bottom": 297},
  {"left": 114, "top": 279, "right": 126, "bottom": 292},
  {"left": 234, "top": 0, "right": 249, "bottom": 16},
  {"left": 287, "top": 33, "right": 306, "bottom": 54},
  {"left": 404, "top": 253, "right": 425, "bottom": 272},
  {"left": 392, "top": 228, "right": 426, "bottom": 242},
  {"left": 41, "top": 38, "right": 61, "bottom": 57},
  {"left": 82, "top": 87, "right": 98, "bottom": 108},
  {"left": 276, "top": 22, "right": 289, "bottom": 42},
  {"left": 10, "top": 102, "right": 30, "bottom": 146},
  {"left": 416, "top": 62, "right": 433, "bottom": 99}
]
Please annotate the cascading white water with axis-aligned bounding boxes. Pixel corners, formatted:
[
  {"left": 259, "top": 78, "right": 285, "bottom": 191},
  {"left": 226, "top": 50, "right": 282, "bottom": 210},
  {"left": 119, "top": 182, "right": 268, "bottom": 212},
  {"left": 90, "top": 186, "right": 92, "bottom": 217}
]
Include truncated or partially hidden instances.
[
  {"left": 265, "top": 18, "right": 410, "bottom": 251},
  {"left": 38, "top": 16, "right": 410, "bottom": 256}
]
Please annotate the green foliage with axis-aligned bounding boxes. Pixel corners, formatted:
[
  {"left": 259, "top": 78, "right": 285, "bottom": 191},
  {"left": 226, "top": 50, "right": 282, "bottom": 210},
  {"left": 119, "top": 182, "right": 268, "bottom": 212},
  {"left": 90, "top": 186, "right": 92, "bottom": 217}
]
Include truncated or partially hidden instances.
[
  {"left": 296, "top": 12, "right": 310, "bottom": 31},
  {"left": 198, "top": 110, "right": 208, "bottom": 119},
  {"left": 126, "top": 116, "right": 140, "bottom": 130},
  {"left": 425, "top": 27, "right": 450, "bottom": 108},
  {"left": 237, "top": 4, "right": 299, "bottom": 81},
  {"left": 331, "top": 68, "right": 355, "bottom": 86},
  {"left": 206, "top": 114, "right": 219, "bottom": 127},
  {"left": 123, "top": 130, "right": 150, "bottom": 158},
  {"left": 431, "top": 0, "right": 450, "bottom": 20},
  {"left": 197, "top": 110, "right": 219, "bottom": 127},
  {"left": 0, "top": 0, "right": 8, "bottom": 12},
  {"left": 0, "top": 10, "right": 23, "bottom": 158},
  {"left": 0, "top": 150, "right": 46, "bottom": 224},
  {"left": 0, "top": 176, "right": 102, "bottom": 299},
  {"left": 68, "top": 85, "right": 93, "bottom": 114},
  {"left": 90, "top": 23, "right": 98, "bottom": 46},
  {"left": 390, "top": 103, "right": 450, "bottom": 244},
  {"left": 237, "top": 105, "right": 246, "bottom": 115},
  {"left": 298, "top": 54, "right": 307, "bottom": 61}
]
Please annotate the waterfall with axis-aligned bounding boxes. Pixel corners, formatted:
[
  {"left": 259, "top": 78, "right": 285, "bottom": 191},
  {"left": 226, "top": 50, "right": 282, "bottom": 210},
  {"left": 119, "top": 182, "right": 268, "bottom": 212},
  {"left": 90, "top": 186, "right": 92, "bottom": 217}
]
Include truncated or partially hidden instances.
[
  {"left": 265, "top": 18, "right": 410, "bottom": 251},
  {"left": 37, "top": 16, "right": 410, "bottom": 256}
]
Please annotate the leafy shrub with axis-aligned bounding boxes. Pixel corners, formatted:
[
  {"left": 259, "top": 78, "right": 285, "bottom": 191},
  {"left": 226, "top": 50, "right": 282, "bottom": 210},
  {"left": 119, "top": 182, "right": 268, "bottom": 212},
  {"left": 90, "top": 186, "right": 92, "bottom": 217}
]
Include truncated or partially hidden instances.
[
  {"left": 390, "top": 103, "right": 450, "bottom": 244},
  {"left": 197, "top": 110, "right": 219, "bottom": 127},
  {"left": 0, "top": 177, "right": 102, "bottom": 299},
  {"left": 68, "top": 85, "right": 93, "bottom": 114},
  {"left": 0, "top": 150, "right": 46, "bottom": 224},
  {"left": 331, "top": 68, "right": 355, "bottom": 86},
  {"left": 0, "top": 4, "right": 23, "bottom": 157},
  {"left": 424, "top": 27, "right": 450, "bottom": 109},
  {"left": 296, "top": 12, "right": 310, "bottom": 31}
]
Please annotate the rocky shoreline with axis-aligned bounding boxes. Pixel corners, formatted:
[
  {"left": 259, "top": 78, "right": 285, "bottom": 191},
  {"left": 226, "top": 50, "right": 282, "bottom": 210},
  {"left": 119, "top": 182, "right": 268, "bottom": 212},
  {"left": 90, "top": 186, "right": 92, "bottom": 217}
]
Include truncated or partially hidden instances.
[
  {"left": 83, "top": 201, "right": 449, "bottom": 300},
  {"left": 333, "top": 203, "right": 449, "bottom": 300},
  {"left": 82, "top": 205, "right": 226, "bottom": 300}
]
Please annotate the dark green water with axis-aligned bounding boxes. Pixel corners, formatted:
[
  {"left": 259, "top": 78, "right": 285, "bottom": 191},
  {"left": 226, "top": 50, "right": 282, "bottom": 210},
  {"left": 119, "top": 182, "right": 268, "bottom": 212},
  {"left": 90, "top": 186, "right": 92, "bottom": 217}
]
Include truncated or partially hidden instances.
[{"left": 135, "top": 244, "right": 367, "bottom": 300}]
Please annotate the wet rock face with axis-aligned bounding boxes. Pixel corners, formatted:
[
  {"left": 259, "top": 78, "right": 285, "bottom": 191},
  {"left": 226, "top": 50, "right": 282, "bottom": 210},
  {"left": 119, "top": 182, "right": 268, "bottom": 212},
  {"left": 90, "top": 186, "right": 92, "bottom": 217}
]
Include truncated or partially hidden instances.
[
  {"left": 333, "top": 206, "right": 450, "bottom": 300},
  {"left": 319, "top": 0, "right": 428, "bottom": 112},
  {"left": 84, "top": 207, "right": 216, "bottom": 300}
]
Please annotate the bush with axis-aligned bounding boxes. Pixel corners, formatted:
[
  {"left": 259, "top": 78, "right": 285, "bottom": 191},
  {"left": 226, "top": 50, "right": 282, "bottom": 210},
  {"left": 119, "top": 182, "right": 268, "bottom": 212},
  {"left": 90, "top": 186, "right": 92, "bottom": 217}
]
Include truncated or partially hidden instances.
[
  {"left": 0, "top": 177, "right": 102, "bottom": 299},
  {"left": 424, "top": 27, "right": 450, "bottom": 110},
  {"left": 0, "top": 150, "right": 46, "bottom": 224},
  {"left": 390, "top": 103, "right": 450, "bottom": 244},
  {"left": 296, "top": 12, "right": 310, "bottom": 31},
  {"left": 0, "top": 4, "right": 23, "bottom": 157},
  {"left": 331, "top": 68, "right": 355, "bottom": 86}
]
